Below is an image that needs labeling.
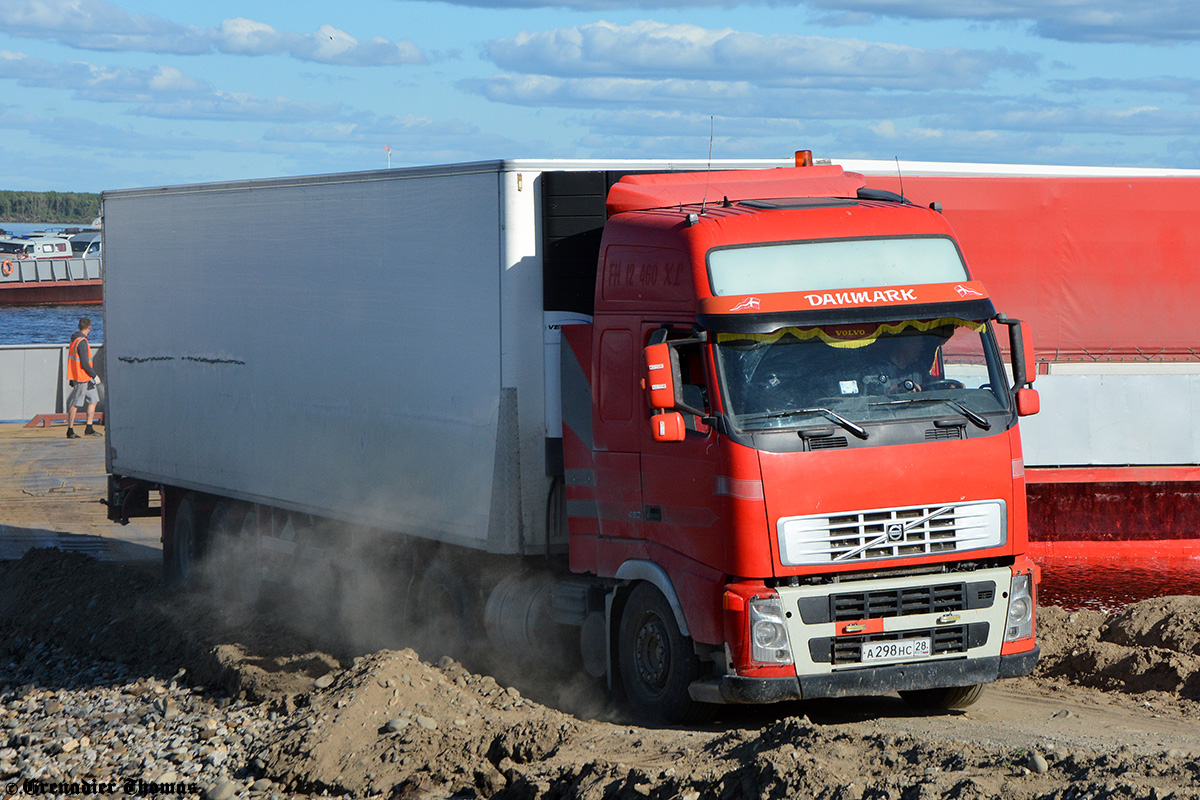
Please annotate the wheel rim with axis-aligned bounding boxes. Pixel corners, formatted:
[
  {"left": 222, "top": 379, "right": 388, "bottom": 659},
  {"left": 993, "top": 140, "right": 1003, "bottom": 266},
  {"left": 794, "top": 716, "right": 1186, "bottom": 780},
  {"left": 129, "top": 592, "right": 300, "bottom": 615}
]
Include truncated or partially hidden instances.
[{"left": 633, "top": 610, "right": 671, "bottom": 694}]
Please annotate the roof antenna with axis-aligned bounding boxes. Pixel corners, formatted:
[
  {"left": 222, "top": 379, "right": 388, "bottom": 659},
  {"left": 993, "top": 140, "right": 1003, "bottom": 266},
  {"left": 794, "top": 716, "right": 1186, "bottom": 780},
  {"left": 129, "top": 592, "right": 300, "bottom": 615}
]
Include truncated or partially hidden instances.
[
  {"left": 895, "top": 156, "right": 905, "bottom": 201},
  {"left": 700, "top": 115, "right": 714, "bottom": 215}
]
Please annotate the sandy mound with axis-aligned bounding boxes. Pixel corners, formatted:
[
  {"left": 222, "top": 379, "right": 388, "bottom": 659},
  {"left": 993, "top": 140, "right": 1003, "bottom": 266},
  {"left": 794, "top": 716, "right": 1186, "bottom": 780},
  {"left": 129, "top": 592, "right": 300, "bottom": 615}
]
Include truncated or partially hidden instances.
[{"left": 1036, "top": 597, "right": 1200, "bottom": 699}]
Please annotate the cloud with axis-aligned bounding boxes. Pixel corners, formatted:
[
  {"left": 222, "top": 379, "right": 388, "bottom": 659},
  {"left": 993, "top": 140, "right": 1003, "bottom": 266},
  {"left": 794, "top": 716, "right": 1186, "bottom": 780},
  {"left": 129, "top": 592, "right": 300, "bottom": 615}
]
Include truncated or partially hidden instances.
[
  {"left": 0, "top": 50, "right": 340, "bottom": 121},
  {"left": 485, "top": 21, "right": 1035, "bottom": 90},
  {"left": 799, "top": 1, "right": 1200, "bottom": 45},
  {"left": 0, "top": 50, "right": 208, "bottom": 102},
  {"left": 262, "top": 114, "right": 541, "bottom": 164},
  {"left": 0, "top": 0, "right": 426, "bottom": 65},
  {"left": 134, "top": 93, "right": 341, "bottom": 122},
  {"left": 1052, "top": 77, "right": 1200, "bottom": 104},
  {"left": 361, "top": 0, "right": 1200, "bottom": 46},
  {"left": 211, "top": 19, "right": 425, "bottom": 65}
]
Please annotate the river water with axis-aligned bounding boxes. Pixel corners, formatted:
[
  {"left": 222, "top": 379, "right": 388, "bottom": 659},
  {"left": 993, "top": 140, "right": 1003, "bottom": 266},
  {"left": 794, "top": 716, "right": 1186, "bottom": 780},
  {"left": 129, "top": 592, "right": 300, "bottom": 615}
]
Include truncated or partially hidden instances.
[{"left": 0, "top": 306, "right": 103, "bottom": 345}]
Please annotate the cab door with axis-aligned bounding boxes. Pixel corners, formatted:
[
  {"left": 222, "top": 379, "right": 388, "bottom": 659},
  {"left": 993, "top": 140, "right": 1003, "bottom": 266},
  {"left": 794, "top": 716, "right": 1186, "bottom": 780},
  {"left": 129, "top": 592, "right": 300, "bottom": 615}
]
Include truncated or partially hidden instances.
[{"left": 638, "top": 324, "right": 724, "bottom": 571}]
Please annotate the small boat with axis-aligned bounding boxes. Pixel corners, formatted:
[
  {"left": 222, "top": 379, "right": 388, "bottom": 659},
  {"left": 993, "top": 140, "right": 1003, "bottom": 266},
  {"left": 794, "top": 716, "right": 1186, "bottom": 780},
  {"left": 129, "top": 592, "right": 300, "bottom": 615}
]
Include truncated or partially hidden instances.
[{"left": 0, "top": 233, "right": 101, "bottom": 306}]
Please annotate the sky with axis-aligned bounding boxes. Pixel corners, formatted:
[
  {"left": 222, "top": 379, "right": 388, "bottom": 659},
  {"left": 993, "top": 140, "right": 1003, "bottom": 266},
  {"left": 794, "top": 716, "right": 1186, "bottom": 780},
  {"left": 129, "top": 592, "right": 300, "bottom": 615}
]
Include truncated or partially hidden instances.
[{"left": 3, "top": 0, "right": 1200, "bottom": 192}]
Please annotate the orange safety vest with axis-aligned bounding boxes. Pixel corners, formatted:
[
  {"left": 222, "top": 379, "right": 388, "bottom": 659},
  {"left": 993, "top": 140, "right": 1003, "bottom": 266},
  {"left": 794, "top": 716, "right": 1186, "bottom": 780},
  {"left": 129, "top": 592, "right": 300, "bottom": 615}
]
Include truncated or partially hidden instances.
[{"left": 67, "top": 334, "right": 93, "bottom": 383}]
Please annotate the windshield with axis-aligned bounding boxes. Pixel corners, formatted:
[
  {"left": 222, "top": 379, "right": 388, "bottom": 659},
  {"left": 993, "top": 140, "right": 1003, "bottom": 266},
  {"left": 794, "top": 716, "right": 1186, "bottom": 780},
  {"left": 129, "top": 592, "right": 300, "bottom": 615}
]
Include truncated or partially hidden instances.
[
  {"left": 715, "top": 318, "right": 1011, "bottom": 432},
  {"left": 708, "top": 236, "right": 968, "bottom": 296}
]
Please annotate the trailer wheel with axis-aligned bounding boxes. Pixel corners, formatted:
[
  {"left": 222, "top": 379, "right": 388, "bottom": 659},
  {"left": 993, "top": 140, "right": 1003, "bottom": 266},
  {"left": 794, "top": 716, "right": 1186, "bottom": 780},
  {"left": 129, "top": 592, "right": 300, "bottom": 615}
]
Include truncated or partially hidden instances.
[
  {"left": 413, "top": 556, "right": 481, "bottom": 660},
  {"left": 231, "top": 505, "right": 265, "bottom": 605},
  {"left": 899, "top": 683, "right": 984, "bottom": 710},
  {"left": 618, "top": 583, "right": 712, "bottom": 723},
  {"left": 170, "top": 493, "right": 202, "bottom": 584},
  {"left": 206, "top": 500, "right": 254, "bottom": 602}
]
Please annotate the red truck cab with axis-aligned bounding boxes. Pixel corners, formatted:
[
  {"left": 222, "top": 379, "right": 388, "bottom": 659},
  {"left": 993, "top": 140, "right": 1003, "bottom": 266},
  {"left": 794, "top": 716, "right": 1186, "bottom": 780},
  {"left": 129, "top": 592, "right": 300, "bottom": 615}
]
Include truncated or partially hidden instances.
[{"left": 560, "top": 159, "right": 1040, "bottom": 720}]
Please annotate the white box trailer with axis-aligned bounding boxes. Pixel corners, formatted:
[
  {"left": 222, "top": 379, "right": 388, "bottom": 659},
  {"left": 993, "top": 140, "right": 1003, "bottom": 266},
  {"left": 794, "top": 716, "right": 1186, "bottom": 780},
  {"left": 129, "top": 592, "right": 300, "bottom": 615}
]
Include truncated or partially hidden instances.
[{"left": 102, "top": 159, "right": 786, "bottom": 556}]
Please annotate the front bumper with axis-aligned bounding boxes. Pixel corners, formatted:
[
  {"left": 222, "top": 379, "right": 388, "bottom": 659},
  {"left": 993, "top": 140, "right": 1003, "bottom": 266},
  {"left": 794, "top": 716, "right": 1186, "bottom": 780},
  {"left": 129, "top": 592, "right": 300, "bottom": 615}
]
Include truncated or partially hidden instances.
[{"left": 689, "top": 646, "right": 1039, "bottom": 705}]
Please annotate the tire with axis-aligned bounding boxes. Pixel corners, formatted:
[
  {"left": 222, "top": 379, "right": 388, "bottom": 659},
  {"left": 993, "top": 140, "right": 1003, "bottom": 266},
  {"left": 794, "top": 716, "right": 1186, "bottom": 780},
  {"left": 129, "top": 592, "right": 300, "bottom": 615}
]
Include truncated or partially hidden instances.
[
  {"left": 229, "top": 505, "right": 265, "bottom": 605},
  {"left": 169, "top": 493, "right": 202, "bottom": 584},
  {"left": 413, "top": 555, "right": 482, "bottom": 660},
  {"left": 206, "top": 500, "right": 253, "bottom": 601},
  {"left": 899, "top": 683, "right": 984, "bottom": 710},
  {"left": 617, "top": 583, "right": 713, "bottom": 724}
]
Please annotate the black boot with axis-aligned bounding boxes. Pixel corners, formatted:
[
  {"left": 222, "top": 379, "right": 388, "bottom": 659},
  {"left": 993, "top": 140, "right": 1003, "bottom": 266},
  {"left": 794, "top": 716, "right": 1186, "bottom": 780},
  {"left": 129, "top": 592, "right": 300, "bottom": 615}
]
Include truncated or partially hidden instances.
[
  {"left": 85, "top": 425, "right": 102, "bottom": 437},
  {"left": 66, "top": 427, "right": 80, "bottom": 439}
]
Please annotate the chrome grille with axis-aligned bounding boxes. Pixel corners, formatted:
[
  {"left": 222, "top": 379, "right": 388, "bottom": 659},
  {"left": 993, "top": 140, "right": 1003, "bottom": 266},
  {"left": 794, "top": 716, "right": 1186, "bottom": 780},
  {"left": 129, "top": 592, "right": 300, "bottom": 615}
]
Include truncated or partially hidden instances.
[{"left": 778, "top": 500, "right": 1005, "bottom": 566}]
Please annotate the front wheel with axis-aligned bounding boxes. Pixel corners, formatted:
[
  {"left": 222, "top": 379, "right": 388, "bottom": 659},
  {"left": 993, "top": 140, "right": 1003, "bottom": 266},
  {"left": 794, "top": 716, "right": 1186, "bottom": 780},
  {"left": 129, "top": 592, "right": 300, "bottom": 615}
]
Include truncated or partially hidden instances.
[
  {"left": 617, "top": 583, "right": 713, "bottom": 723},
  {"left": 899, "top": 683, "right": 984, "bottom": 710}
]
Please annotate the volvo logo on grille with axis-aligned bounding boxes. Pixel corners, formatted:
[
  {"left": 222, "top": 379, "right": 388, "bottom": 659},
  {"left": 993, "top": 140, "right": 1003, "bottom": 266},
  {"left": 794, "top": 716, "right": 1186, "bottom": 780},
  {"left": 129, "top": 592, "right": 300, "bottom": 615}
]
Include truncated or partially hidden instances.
[{"left": 886, "top": 522, "right": 905, "bottom": 541}]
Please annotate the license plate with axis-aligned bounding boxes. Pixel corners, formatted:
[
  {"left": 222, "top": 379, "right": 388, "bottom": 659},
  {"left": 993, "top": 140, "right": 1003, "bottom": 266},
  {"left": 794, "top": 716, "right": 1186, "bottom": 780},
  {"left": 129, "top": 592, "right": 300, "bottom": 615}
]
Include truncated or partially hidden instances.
[{"left": 860, "top": 637, "right": 931, "bottom": 663}]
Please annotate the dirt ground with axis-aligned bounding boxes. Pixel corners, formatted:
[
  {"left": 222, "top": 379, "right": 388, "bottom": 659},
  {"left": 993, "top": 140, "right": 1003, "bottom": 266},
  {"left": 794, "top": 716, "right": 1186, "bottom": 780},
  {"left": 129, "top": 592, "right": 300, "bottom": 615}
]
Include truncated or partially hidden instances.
[{"left": 2, "top": 549, "right": 1199, "bottom": 799}]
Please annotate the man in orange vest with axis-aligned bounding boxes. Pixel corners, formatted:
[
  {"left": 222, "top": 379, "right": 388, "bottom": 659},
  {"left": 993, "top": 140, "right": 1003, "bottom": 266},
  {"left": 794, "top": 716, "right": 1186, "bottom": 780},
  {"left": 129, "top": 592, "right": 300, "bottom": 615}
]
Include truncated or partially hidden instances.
[{"left": 66, "top": 317, "right": 101, "bottom": 438}]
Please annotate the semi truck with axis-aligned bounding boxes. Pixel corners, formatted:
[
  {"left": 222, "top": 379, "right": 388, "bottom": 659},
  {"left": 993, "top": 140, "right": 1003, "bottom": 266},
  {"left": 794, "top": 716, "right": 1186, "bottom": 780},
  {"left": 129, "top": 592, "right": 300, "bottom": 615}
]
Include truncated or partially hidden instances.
[{"left": 103, "top": 153, "right": 1041, "bottom": 722}]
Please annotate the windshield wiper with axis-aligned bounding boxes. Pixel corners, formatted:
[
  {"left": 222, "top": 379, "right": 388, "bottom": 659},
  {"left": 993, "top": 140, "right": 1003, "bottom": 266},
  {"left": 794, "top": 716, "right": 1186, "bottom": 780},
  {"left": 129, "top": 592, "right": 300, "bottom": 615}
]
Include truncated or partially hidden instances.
[
  {"left": 739, "top": 407, "right": 869, "bottom": 440},
  {"left": 869, "top": 397, "right": 991, "bottom": 430}
]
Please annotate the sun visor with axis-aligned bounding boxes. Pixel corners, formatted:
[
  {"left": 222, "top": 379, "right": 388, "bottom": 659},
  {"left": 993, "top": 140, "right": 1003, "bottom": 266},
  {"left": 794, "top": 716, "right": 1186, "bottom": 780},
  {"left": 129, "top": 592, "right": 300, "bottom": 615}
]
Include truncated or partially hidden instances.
[{"left": 698, "top": 282, "right": 996, "bottom": 334}]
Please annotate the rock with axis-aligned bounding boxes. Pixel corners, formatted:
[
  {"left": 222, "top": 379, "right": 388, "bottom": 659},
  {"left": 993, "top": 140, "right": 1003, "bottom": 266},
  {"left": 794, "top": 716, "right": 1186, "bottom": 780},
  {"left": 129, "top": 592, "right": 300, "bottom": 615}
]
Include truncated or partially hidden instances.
[
  {"left": 385, "top": 718, "right": 410, "bottom": 733},
  {"left": 417, "top": 715, "right": 438, "bottom": 730},
  {"left": 250, "top": 778, "right": 273, "bottom": 791},
  {"left": 313, "top": 673, "right": 334, "bottom": 690},
  {"left": 203, "top": 780, "right": 239, "bottom": 800},
  {"left": 1028, "top": 751, "right": 1049, "bottom": 775}
]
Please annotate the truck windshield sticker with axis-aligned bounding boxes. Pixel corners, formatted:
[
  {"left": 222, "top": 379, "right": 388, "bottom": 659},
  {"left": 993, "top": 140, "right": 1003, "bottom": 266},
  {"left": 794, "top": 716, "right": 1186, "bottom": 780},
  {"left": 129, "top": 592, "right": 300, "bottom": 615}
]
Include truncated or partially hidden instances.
[
  {"left": 717, "top": 318, "right": 985, "bottom": 350},
  {"left": 707, "top": 236, "right": 968, "bottom": 297}
]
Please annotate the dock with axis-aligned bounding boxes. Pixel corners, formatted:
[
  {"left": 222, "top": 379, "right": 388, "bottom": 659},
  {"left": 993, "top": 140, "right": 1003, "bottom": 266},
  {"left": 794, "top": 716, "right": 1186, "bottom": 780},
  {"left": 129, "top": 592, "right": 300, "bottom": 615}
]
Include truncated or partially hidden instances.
[{"left": 0, "top": 422, "right": 160, "bottom": 565}]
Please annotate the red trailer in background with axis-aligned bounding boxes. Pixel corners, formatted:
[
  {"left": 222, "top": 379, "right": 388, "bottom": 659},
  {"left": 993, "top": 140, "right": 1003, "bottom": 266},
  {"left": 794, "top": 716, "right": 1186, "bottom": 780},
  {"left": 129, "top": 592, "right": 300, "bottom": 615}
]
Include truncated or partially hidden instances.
[{"left": 860, "top": 168, "right": 1200, "bottom": 558}]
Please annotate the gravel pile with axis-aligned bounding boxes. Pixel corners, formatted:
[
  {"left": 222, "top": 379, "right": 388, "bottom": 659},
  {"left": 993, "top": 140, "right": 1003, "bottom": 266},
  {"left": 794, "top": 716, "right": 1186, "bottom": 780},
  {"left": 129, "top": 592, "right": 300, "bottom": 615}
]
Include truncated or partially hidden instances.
[{"left": 1, "top": 637, "right": 279, "bottom": 799}]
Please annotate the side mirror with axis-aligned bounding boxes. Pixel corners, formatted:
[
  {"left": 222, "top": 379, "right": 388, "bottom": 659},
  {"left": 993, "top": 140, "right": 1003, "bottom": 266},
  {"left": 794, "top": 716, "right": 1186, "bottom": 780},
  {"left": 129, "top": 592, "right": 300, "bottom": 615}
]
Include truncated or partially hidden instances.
[
  {"left": 1006, "top": 318, "right": 1036, "bottom": 388},
  {"left": 997, "top": 316, "right": 1036, "bottom": 388},
  {"left": 651, "top": 412, "right": 687, "bottom": 442},
  {"left": 1016, "top": 387, "right": 1040, "bottom": 417},
  {"left": 644, "top": 342, "right": 680, "bottom": 410}
]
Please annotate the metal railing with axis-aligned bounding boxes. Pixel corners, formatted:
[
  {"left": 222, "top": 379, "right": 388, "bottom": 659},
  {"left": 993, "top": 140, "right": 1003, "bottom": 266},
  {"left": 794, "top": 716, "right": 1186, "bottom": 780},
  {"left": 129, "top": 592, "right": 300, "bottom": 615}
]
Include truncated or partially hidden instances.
[{"left": 0, "top": 256, "right": 102, "bottom": 284}]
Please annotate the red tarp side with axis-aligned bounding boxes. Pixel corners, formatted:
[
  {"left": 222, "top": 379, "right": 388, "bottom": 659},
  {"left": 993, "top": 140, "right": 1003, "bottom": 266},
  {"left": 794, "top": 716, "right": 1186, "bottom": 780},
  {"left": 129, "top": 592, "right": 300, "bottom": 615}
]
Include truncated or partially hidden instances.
[
  {"left": 862, "top": 175, "right": 1200, "bottom": 358},
  {"left": 607, "top": 166, "right": 866, "bottom": 216}
]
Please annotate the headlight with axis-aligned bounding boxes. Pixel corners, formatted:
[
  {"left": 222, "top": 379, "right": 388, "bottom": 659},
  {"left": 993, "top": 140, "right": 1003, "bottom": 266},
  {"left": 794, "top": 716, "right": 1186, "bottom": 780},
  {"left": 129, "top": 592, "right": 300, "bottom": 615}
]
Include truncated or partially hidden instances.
[
  {"left": 1004, "top": 572, "right": 1035, "bottom": 641},
  {"left": 749, "top": 595, "right": 793, "bottom": 665}
]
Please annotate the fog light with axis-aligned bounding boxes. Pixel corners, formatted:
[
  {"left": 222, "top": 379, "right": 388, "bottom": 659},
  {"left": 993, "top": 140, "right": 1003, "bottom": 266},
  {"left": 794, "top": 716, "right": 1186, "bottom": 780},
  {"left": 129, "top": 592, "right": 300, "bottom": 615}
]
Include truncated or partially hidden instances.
[
  {"left": 1005, "top": 572, "right": 1035, "bottom": 641},
  {"left": 749, "top": 595, "right": 793, "bottom": 665}
]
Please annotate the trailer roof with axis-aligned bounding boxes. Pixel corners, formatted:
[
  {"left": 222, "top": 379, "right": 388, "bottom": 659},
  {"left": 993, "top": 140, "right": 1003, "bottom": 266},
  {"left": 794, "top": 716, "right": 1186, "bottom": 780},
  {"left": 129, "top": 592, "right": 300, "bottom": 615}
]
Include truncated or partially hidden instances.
[{"left": 101, "top": 157, "right": 1200, "bottom": 200}]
